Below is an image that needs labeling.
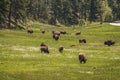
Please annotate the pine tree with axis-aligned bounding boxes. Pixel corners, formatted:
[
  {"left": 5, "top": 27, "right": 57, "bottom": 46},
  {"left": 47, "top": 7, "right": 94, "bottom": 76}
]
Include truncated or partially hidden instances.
[
  {"left": 0, "top": 0, "right": 8, "bottom": 29},
  {"left": 8, "top": 0, "right": 26, "bottom": 29}
]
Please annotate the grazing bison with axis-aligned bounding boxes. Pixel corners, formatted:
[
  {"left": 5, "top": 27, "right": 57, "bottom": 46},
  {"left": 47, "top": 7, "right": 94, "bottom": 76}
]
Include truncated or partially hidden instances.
[
  {"left": 59, "top": 46, "right": 64, "bottom": 53},
  {"left": 27, "top": 29, "right": 33, "bottom": 34},
  {"left": 78, "top": 53, "right": 87, "bottom": 63},
  {"left": 41, "top": 30, "right": 45, "bottom": 34},
  {"left": 40, "top": 43, "right": 49, "bottom": 54},
  {"left": 75, "top": 32, "right": 81, "bottom": 35},
  {"left": 60, "top": 31, "right": 67, "bottom": 34},
  {"left": 54, "top": 34, "right": 59, "bottom": 40},
  {"left": 52, "top": 31, "right": 60, "bottom": 41},
  {"left": 104, "top": 40, "right": 115, "bottom": 46},
  {"left": 79, "top": 39, "right": 86, "bottom": 43}
]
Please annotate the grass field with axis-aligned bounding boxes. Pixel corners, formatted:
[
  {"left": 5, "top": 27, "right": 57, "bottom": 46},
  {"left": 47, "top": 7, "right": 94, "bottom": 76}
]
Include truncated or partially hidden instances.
[{"left": 0, "top": 23, "right": 120, "bottom": 80}]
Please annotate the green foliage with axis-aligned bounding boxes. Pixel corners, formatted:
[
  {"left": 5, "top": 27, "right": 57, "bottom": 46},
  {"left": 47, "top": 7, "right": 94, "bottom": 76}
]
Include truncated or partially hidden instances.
[
  {"left": 107, "top": 0, "right": 120, "bottom": 21},
  {"left": 0, "top": 0, "right": 120, "bottom": 29},
  {"left": 0, "top": 0, "right": 8, "bottom": 28}
]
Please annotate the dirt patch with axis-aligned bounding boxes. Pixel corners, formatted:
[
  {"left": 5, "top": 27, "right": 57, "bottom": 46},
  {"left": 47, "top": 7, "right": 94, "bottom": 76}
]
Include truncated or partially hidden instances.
[{"left": 11, "top": 46, "right": 39, "bottom": 51}]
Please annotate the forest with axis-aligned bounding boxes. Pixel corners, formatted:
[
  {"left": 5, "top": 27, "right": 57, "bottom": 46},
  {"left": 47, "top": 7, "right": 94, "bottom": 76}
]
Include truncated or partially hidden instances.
[{"left": 0, "top": 0, "right": 120, "bottom": 29}]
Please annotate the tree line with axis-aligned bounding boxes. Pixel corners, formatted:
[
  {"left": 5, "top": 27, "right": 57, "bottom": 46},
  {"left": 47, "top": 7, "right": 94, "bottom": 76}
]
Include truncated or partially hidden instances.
[{"left": 0, "top": 0, "right": 120, "bottom": 29}]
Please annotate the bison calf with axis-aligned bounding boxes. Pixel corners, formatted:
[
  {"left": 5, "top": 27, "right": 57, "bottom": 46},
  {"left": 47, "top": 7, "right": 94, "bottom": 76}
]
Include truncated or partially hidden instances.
[
  {"left": 59, "top": 46, "right": 64, "bottom": 53},
  {"left": 78, "top": 53, "right": 87, "bottom": 63},
  {"left": 40, "top": 43, "right": 49, "bottom": 54}
]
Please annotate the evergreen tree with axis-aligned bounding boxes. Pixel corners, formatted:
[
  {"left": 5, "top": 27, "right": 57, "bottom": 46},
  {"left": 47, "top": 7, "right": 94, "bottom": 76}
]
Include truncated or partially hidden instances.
[
  {"left": 0, "top": 0, "right": 8, "bottom": 29},
  {"left": 8, "top": 0, "right": 26, "bottom": 29},
  {"left": 1, "top": 0, "right": 120, "bottom": 28},
  {"left": 89, "top": 0, "right": 99, "bottom": 23}
]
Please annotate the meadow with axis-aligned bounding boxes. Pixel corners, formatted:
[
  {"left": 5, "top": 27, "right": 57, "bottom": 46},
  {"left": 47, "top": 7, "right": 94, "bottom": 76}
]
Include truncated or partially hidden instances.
[{"left": 0, "top": 23, "right": 120, "bottom": 80}]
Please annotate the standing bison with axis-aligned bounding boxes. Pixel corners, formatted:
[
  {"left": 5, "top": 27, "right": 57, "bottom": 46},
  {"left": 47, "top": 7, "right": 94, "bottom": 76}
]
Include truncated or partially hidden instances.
[
  {"left": 104, "top": 40, "right": 115, "bottom": 46},
  {"left": 40, "top": 43, "right": 49, "bottom": 54},
  {"left": 78, "top": 53, "right": 87, "bottom": 63}
]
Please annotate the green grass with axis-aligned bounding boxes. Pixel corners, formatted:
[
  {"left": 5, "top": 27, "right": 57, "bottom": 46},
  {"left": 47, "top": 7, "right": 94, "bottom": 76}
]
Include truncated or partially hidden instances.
[{"left": 0, "top": 23, "right": 120, "bottom": 80}]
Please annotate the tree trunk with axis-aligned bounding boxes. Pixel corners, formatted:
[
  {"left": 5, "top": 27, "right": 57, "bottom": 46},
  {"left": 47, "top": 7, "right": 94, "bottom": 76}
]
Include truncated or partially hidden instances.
[{"left": 100, "top": 13, "right": 103, "bottom": 24}]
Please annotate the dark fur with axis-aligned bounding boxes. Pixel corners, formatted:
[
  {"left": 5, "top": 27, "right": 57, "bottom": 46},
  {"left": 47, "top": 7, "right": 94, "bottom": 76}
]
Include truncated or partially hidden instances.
[
  {"left": 60, "top": 31, "right": 66, "bottom": 34},
  {"left": 40, "top": 43, "right": 49, "bottom": 54},
  {"left": 78, "top": 54, "right": 87, "bottom": 63},
  {"left": 27, "top": 29, "right": 33, "bottom": 34},
  {"left": 79, "top": 39, "right": 86, "bottom": 43},
  {"left": 75, "top": 32, "right": 81, "bottom": 35},
  {"left": 104, "top": 40, "right": 115, "bottom": 46},
  {"left": 52, "top": 31, "right": 60, "bottom": 41},
  {"left": 59, "top": 46, "right": 64, "bottom": 53},
  {"left": 41, "top": 30, "right": 45, "bottom": 34},
  {"left": 53, "top": 34, "right": 59, "bottom": 40}
]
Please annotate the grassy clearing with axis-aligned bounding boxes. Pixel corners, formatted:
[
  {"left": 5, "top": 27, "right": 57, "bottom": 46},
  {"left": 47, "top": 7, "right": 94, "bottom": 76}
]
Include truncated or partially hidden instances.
[{"left": 0, "top": 23, "right": 120, "bottom": 80}]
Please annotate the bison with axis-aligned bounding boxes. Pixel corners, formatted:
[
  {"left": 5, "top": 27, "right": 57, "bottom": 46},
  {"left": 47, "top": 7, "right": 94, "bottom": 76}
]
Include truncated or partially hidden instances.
[
  {"left": 41, "top": 30, "right": 45, "bottom": 34},
  {"left": 27, "top": 29, "right": 33, "bottom": 34},
  {"left": 60, "top": 31, "right": 67, "bottom": 34},
  {"left": 40, "top": 43, "right": 49, "bottom": 54},
  {"left": 52, "top": 31, "right": 60, "bottom": 41},
  {"left": 59, "top": 46, "right": 64, "bottom": 53},
  {"left": 104, "top": 40, "right": 115, "bottom": 46},
  {"left": 78, "top": 53, "right": 87, "bottom": 63},
  {"left": 79, "top": 39, "right": 86, "bottom": 43},
  {"left": 53, "top": 34, "right": 59, "bottom": 41},
  {"left": 75, "top": 32, "right": 81, "bottom": 35}
]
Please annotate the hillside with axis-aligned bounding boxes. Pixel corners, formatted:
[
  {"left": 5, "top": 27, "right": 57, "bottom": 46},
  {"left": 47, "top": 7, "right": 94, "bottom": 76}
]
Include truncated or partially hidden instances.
[{"left": 0, "top": 23, "right": 120, "bottom": 80}]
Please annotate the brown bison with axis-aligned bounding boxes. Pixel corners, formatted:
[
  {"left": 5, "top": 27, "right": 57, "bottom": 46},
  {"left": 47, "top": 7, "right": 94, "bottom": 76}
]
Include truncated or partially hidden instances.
[
  {"left": 40, "top": 43, "right": 49, "bottom": 54},
  {"left": 52, "top": 31, "right": 60, "bottom": 36},
  {"left": 52, "top": 31, "right": 60, "bottom": 41},
  {"left": 79, "top": 39, "right": 86, "bottom": 43},
  {"left": 41, "top": 30, "right": 45, "bottom": 34},
  {"left": 104, "top": 40, "right": 115, "bottom": 46},
  {"left": 53, "top": 34, "right": 59, "bottom": 40},
  {"left": 59, "top": 46, "right": 64, "bottom": 53},
  {"left": 60, "top": 31, "right": 67, "bottom": 34},
  {"left": 75, "top": 32, "right": 81, "bottom": 35},
  {"left": 27, "top": 29, "right": 33, "bottom": 34},
  {"left": 78, "top": 53, "right": 87, "bottom": 63}
]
